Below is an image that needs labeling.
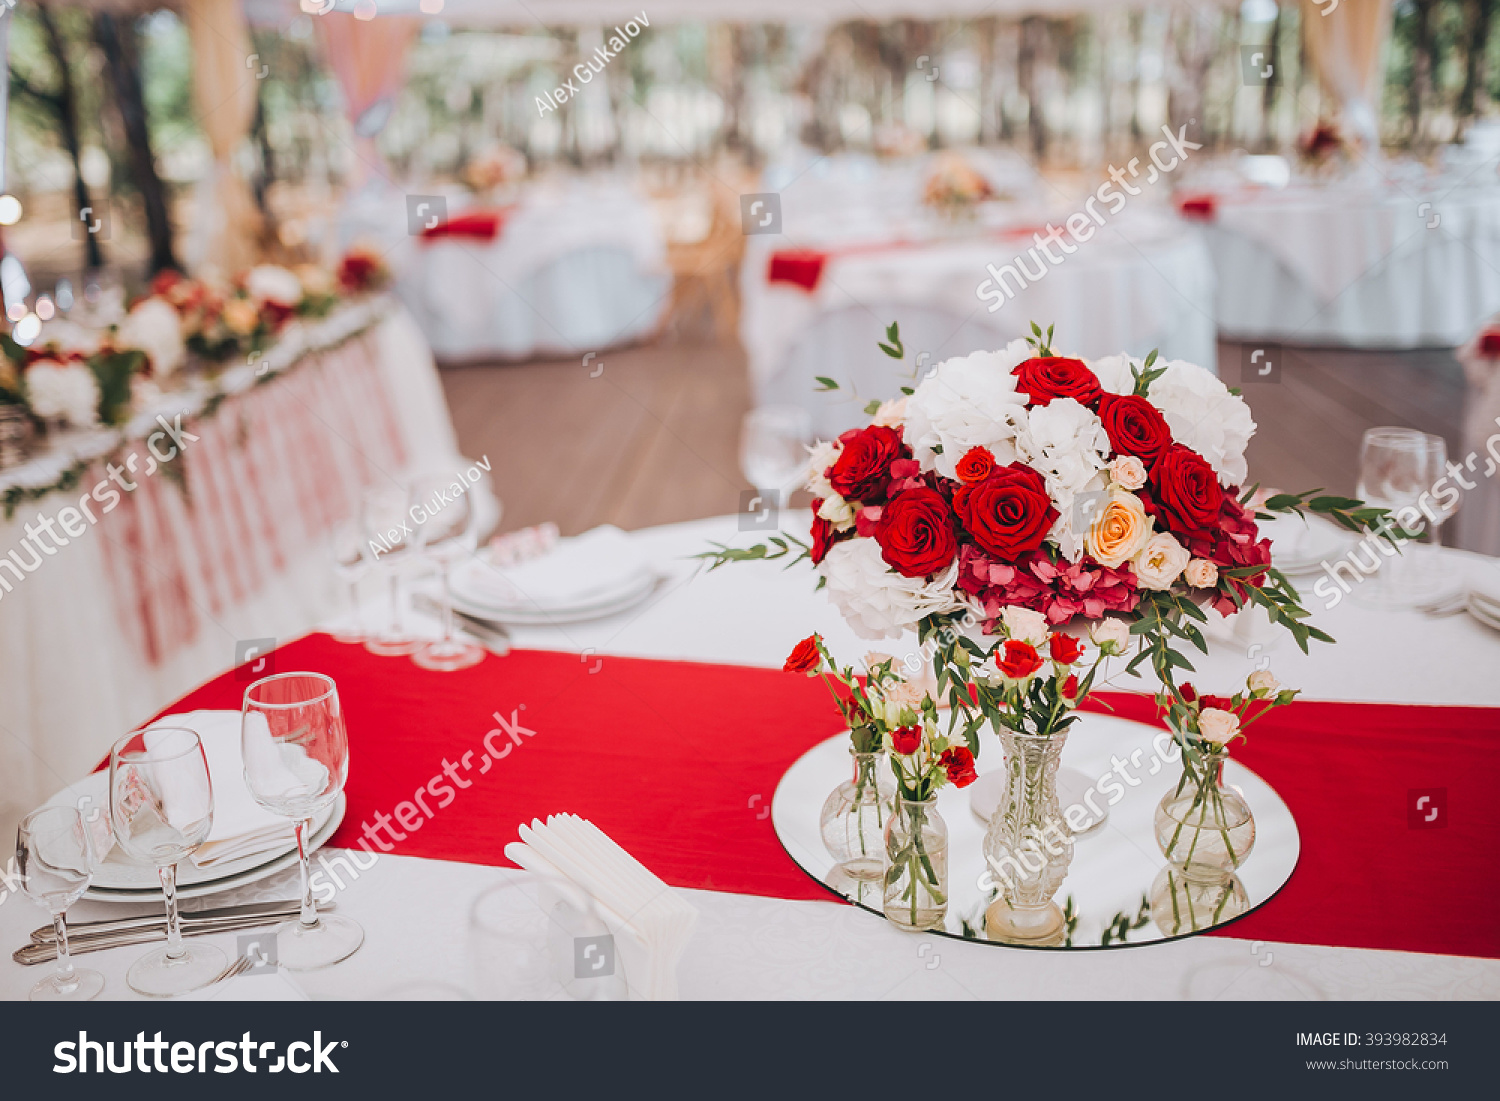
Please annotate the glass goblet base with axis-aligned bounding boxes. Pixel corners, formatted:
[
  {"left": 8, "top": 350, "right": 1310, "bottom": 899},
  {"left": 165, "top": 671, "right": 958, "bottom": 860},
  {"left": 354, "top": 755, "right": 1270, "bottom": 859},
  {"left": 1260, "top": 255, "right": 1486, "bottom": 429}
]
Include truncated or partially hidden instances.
[
  {"left": 363, "top": 633, "right": 422, "bottom": 657},
  {"left": 274, "top": 913, "right": 365, "bottom": 971},
  {"left": 31, "top": 967, "right": 105, "bottom": 1002},
  {"left": 128, "top": 942, "right": 227, "bottom": 997},
  {"left": 412, "top": 637, "right": 485, "bottom": 672}
]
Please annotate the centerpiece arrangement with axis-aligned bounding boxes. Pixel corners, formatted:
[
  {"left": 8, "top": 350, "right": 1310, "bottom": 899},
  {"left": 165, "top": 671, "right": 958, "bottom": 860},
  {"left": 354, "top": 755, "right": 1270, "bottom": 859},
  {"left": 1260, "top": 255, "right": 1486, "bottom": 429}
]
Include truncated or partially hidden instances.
[{"left": 704, "top": 321, "right": 1391, "bottom": 938}]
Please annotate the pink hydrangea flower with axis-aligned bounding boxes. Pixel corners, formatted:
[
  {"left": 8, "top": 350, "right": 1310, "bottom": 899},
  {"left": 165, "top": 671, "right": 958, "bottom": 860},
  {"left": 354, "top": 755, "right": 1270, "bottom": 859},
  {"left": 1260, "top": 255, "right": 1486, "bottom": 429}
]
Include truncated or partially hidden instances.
[{"left": 958, "top": 545, "right": 1140, "bottom": 628}]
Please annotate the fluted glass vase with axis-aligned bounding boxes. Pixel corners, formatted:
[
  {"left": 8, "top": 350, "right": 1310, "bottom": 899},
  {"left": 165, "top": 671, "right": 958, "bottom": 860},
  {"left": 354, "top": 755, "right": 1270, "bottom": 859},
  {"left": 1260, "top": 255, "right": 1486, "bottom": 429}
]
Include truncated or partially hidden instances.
[
  {"left": 1155, "top": 752, "right": 1255, "bottom": 882},
  {"left": 982, "top": 729, "right": 1074, "bottom": 944},
  {"left": 819, "top": 747, "right": 895, "bottom": 880},
  {"left": 882, "top": 795, "right": 947, "bottom": 931}
]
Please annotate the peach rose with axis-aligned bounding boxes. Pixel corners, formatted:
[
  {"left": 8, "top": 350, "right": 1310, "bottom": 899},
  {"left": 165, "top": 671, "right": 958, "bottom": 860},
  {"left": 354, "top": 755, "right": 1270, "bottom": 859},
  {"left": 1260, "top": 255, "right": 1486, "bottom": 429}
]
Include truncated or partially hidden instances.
[
  {"left": 1132, "top": 532, "right": 1190, "bottom": 590},
  {"left": 1108, "top": 455, "right": 1148, "bottom": 491},
  {"left": 222, "top": 297, "right": 260, "bottom": 335},
  {"left": 1197, "top": 707, "right": 1240, "bottom": 745},
  {"left": 1184, "top": 558, "right": 1219, "bottom": 588},
  {"left": 1085, "top": 489, "right": 1154, "bottom": 568}
]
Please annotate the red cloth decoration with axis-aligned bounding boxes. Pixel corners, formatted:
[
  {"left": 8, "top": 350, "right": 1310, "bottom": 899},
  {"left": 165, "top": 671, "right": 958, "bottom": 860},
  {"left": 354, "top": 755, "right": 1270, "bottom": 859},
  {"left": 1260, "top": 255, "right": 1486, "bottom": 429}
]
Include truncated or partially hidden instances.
[
  {"left": 153, "top": 635, "right": 1500, "bottom": 958},
  {"left": 421, "top": 209, "right": 507, "bottom": 242},
  {"left": 767, "top": 249, "right": 829, "bottom": 292},
  {"left": 1478, "top": 328, "right": 1500, "bottom": 357},
  {"left": 1176, "top": 194, "right": 1218, "bottom": 221}
]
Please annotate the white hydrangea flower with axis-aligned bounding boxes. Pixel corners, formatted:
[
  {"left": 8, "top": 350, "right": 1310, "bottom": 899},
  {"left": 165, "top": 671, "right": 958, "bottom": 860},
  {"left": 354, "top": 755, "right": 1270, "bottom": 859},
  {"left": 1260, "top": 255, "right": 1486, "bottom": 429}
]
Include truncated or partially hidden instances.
[
  {"left": 245, "top": 264, "right": 304, "bottom": 308},
  {"left": 115, "top": 296, "right": 185, "bottom": 379},
  {"left": 25, "top": 360, "right": 100, "bottom": 427},
  {"left": 1087, "top": 353, "right": 1139, "bottom": 396},
  {"left": 902, "top": 340, "right": 1032, "bottom": 480},
  {"left": 1145, "top": 360, "right": 1256, "bottom": 487},
  {"left": 818, "top": 538, "right": 962, "bottom": 640}
]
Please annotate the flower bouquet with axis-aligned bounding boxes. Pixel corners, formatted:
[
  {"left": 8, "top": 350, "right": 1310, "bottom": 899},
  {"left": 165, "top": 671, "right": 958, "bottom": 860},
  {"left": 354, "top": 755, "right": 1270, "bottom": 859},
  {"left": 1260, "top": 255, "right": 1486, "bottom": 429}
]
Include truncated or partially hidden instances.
[{"left": 922, "top": 153, "right": 995, "bottom": 219}]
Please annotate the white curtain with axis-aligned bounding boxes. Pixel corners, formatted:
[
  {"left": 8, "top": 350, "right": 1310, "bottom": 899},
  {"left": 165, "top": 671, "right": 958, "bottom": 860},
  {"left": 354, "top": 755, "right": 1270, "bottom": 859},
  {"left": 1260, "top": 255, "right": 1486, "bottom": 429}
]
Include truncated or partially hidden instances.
[{"left": 1301, "top": 0, "right": 1394, "bottom": 149}]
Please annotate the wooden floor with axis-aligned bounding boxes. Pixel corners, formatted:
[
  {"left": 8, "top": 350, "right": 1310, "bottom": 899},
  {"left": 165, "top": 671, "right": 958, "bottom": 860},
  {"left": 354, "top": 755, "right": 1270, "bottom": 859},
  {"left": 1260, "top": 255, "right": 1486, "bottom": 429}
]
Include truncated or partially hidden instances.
[{"left": 441, "top": 336, "right": 1466, "bottom": 536}]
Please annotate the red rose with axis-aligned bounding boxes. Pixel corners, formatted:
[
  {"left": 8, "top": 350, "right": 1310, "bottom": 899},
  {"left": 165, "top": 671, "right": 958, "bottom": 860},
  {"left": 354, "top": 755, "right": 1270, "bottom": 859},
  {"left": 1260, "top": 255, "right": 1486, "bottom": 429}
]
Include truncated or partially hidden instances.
[
  {"left": 829, "top": 424, "right": 906, "bottom": 503},
  {"left": 938, "top": 746, "right": 978, "bottom": 788},
  {"left": 1178, "top": 683, "right": 1198, "bottom": 704},
  {"left": 890, "top": 725, "right": 923, "bottom": 756},
  {"left": 809, "top": 503, "right": 837, "bottom": 565},
  {"left": 953, "top": 463, "right": 1057, "bottom": 561},
  {"left": 876, "top": 487, "right": 958, "bottom": 578},
  {"left": 1048, "top": 633, "right": 1083, "bottom": 664},
  {"left": 1200, "top": 694, "right": 1233, "bottom": 712},
  {"left": 955, "top": 446, "right": 996, "bottom": 485},
  {"left": 1147, "top": 445, "right": 1225, "bottom": 539},
  {"left": 783, "top": 635, "right": 821, "bottom": 674},
  {"left": 1061, "top": 674, "right": 1080, "bottom": 700},
  {"left": 1097, "top": 394, "right": 1173, "bottom": 463},
  {"left": 996, "top": 639, "right": 1043, "bottom": 679},
  {"left": 1012, "top": 356, "right": 1102, "bottom": 407}
]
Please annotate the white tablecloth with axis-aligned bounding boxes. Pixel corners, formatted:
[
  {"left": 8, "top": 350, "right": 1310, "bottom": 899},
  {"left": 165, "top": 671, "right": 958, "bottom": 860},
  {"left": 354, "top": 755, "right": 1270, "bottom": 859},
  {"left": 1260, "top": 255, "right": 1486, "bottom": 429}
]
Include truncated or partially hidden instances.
[
  {"left": 0, "top": 308, "right": 458, "bottom": 830},
  {"left": 4, "top": 514, "right": 1496, "bottom": 1001},
  {"left": 362, "top": 179, "right": 671, "bottom": 363},
  {"left": 741, "top": 208, "right": 1218, "bottom": 440},
  {"left": 1195, "top": 180, "right": 1500, "bottom": 348}
]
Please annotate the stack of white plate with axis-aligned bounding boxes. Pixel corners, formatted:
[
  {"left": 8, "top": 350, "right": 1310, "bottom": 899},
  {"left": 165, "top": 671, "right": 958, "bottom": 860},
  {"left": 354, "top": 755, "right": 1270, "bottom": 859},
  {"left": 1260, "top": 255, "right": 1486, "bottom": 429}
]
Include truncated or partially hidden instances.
[
  {"left": 1261, "top": 513, "right": 1353, "bottom": 578},
  {"left": 39, "top": 711, "right": 344, "bottom": 903},
  {"left": 1468, "top": 573, "right": 1500, "bottom": 632},
  {"left": 449, "top": 525, "right": 659, "bottom": 627}
]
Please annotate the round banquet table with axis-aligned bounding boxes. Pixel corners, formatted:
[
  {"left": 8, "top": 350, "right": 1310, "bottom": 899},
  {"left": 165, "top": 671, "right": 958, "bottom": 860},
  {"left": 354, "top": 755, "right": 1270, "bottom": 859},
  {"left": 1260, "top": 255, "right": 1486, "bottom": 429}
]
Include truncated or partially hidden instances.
[
  {"left": 2, "top": 514, "right": 1497, "bottom": 1001},
  {"left": 1188, "top": 177, "right": 1500, "bottom": 348},
  {"left": 741, "top": 201, "right": 1218, "bottom": 441}
]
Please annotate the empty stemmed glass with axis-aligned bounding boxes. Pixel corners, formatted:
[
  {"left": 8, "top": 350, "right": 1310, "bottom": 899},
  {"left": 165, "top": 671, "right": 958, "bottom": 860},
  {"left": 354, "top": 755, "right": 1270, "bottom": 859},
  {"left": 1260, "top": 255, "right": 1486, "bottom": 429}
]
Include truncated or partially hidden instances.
[
  {"left": 410, "top": 468, "right": 486, "bottom": 672},
  {"left": 361, "top": 484, "right": 421, "bottom": 656},
  {"left": 109, "top": 726, "right": 226, "bottom": 996},
  {"left": 16, "top": 806, "right": 105, "bottom": 1001},
  {"left": 740, "top": 405, "right": 812, "bottom": 523},
  {"left": 241, "top": 671, "right": 364, "bottom": 970},
  {"left": 329, "top": 519, "right": 370, "bottom": 644},
  {"left": 1355, "top": 427, "right": 1453, "bottom": 607}
]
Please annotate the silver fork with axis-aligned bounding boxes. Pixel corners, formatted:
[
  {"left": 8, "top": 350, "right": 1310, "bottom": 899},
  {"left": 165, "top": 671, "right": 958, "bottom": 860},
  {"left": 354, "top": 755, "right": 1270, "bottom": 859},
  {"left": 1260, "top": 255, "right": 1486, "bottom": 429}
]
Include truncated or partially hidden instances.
[{"left": 208, "top": 953, "right": 256, "bottom": 986}]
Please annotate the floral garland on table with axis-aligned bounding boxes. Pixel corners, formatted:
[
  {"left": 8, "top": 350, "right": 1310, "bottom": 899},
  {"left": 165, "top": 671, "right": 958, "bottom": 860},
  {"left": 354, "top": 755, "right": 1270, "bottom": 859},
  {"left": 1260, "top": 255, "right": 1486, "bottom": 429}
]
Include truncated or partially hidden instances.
[
  {"left": 0, "top": 247, "right": 392, "bottom": 437},
  {"left": 922, "top": 152, "right": 995, "bottom": 215},
  {"left": 703, "top": 321, "right": 1394, "bottom": 735}
]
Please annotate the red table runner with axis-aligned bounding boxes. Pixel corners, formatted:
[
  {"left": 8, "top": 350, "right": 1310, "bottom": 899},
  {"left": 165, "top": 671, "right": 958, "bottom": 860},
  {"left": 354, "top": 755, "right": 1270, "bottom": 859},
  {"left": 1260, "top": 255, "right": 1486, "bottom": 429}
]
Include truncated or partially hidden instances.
[
  {"left": 159, "top": 634, "right": 1500, "bottom": 959},
  {"left": 767, "top": 224, "right": 1049, "bottom": 293}
]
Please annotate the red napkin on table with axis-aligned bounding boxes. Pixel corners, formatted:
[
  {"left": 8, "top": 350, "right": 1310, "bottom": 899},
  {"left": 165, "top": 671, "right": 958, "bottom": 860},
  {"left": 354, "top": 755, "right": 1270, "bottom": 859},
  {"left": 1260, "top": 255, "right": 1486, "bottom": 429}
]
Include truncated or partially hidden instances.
[
  {"left": 767, "top": 248, "right": 830, "bottom": 292},
  {"left": 421, "top": 208, "right": 509, "bottom": 242},
  {"left": 1477, "top": 328, "right": 1500, "bottom": 356},
  {"left": 1176, "top": 193, "right": 1218, "bottom": 221}
]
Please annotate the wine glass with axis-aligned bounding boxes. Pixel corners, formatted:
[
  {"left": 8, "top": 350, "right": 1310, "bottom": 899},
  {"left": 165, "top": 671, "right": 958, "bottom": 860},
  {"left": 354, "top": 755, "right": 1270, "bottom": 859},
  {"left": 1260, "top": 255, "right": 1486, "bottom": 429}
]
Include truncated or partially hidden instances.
[
  {"left": 410, "top": 468, "right": 487, "bottom": 672},
  {"left": 241, "top": 671, "right": 364, "bottom": 970},
  {"left": 16, "top": 806, "right": 105, "bottom": 1001},
  {"left": 1355, "top": 428, "right": 1451, "bottom": 607},
  {"left": 361, "top": 483, "right": 421, "bottom": 656},
  {"left": 329, "top": 519, "right": 369, "bottom": 644},
  {"left": 109, "top": 726, "right": 226, "bottom": 996},
  {"left": 740, "top": 405, "right": 812, "bottom": 521},
  {"left": 468, "top": 874, "right": 627, "bottom": 1001}
]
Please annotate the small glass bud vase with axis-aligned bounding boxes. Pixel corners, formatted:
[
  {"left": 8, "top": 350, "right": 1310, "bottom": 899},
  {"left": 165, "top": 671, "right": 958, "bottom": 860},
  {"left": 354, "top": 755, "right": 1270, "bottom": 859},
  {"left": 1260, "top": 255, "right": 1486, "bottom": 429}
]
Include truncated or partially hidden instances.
[
  {"left": 1149, "top": 866, "right": 1250, "bottom": 935},
  {"left": 1155, "top": 751, "right": 1255, "bottom": 881},
  {"left": 882, "top": 794, "right": 947, "bottom": 931},
  {"left": 982, "top": 728, "right": 1074, "bottom": 944},
  {"left": 819, "top": 745, "right": 895, "bottom": 881}
]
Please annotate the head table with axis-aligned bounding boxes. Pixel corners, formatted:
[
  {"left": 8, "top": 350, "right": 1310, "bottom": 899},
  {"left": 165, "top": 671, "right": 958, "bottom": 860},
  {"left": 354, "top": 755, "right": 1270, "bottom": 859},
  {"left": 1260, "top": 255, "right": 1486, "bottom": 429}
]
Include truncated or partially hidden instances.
[{"left": 2, "top": 514, "right": 1496, "bottom": 1001}]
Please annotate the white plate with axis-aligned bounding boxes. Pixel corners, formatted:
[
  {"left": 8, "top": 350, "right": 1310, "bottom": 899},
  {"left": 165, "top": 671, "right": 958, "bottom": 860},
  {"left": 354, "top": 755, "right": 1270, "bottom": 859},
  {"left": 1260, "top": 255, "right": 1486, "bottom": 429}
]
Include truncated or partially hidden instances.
[
  {"left": 1467, "top": 600, "right": 1500, "bottom": 634},
  {"left": 41, "top": 772, "right": 342, "bottom": 902},
  {"left": 450, "top": 571, "right": 659, "bottom": 626}
]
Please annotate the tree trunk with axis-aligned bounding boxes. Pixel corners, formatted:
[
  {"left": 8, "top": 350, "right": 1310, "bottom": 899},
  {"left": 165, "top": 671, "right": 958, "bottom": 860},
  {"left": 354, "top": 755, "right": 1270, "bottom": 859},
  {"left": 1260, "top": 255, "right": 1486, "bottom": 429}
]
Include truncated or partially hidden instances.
[
  {"left": 1409, "top": 0, "right": 1437, "bottom": 144},
  {"left": 35, "top": 3, "right": 101, "bottom": 270},
  {"left": 93, "top": 11, "right": 178, "bottom": 275},
  {"left": 1459, "top": 0, "right": 1496, "bottom": 122}
]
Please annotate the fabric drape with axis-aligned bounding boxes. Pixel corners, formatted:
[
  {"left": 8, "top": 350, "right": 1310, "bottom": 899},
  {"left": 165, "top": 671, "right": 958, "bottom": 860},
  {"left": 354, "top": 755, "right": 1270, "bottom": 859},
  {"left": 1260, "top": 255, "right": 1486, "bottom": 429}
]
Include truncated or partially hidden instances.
[{"left": 1300, "top": 0, "right": 1394, "bottom": 148}]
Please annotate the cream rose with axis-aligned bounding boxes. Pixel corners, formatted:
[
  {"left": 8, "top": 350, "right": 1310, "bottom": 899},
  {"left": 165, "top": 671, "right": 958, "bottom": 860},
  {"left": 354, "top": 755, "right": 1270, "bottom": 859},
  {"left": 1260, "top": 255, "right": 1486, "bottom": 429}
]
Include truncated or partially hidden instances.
[
  {"left": 1001, "top": 605, "right": 1050, "bottom": 646},
  {"left": 1108, "top": 455, "right": 1147, "bottom": 491},
  {"left": 1197, "top": 707, "right": 1240, "bottom": 745},
  {"left": 1084, "top": 489, "right": 1154, "bottom": 568},
  {"left": 804, "top": 440, "right": 840, "bottom": 498},
  {"left": 817, "top": 495, "right": 856, "bottom": 528},
  {"left": 1248, "top": 669, "right": 1280, "bottom": 695},
  {"left": 1132, "top": 532, "right": 1190, "bottom": 590},
  {"left": 245, "top": 263, "right": 304, "bottom": 308},
  {"left": 879, "top": 679, "right": 928, "bottom": 725},
  {"left": 1184, "top": 558, "right": 1219, "bottom": 588},
  {"left": 1089, "top": 618, "right": 1131, "bottom": 654}
]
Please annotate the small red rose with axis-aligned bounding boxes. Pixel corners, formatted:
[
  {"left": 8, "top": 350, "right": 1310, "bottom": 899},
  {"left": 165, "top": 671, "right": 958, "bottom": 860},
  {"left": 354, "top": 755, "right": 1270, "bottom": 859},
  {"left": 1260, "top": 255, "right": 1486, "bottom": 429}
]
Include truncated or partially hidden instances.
[
  {"left": 955, "top": 446, "right": 996, "bottom": 485},
  {"left": 1178, "top": 683, "right": 1198, "bottom": 703},
  {"left": 1048, "top": 633, "right": 1084, "bottom": 664},
  {"left": 1061, "top": 674, "right": 1080, "bottom": 700},
  {"left": 1199, "top": 694, "right": 1233, "bottom": 712},
  {"left": 783, "top": 635, "right": 821, "bottom": 674},
  {"left": 890, "top": 725, "right": 923, "bottom": 756},
  {"left": 996, "top": 639, "right": 1044, "bottom": 679},
  {"left": 1012, "top": 356, "right": 1103, "bottom": 407},
  {"left": 829, "top": 424, "right": 906, "bottom": 503},
  {"left": 938, "top": 745, "right": 978, "bottom": 788}
]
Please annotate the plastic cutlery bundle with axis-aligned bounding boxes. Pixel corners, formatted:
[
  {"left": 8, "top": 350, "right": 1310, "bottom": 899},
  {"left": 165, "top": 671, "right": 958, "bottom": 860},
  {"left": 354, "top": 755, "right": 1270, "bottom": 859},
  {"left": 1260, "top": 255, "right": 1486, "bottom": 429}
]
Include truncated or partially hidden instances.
[{"left": 505, "top": 814, "right": 697, "bottom": 1001}]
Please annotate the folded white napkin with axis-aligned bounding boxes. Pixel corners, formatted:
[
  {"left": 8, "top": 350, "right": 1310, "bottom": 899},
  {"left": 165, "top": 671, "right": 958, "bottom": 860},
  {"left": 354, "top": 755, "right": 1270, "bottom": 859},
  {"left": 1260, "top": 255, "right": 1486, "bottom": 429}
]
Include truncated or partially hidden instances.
[
  {"left": 451, "top": 525, "right": 651, "bottom": 613},
  {"left": 505, "top": 814, "right": 697, "bottom": 1002},
  {"left": 146, "top": 711, "right": 295, "bottom": 868}
]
